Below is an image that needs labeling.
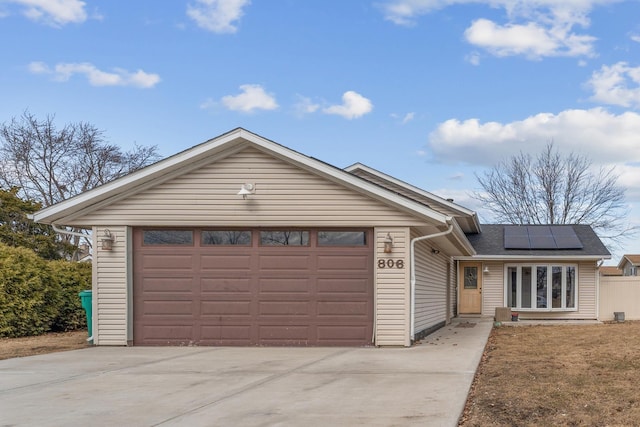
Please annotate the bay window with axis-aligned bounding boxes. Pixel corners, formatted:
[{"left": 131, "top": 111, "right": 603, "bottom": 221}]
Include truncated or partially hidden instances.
[{"left": 507, "top": 264, "right": 577, "bottom": 311}]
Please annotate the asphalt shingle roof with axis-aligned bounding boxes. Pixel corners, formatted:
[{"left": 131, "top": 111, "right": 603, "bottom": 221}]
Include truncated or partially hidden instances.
[{"left": 465, "top": 224, "right": 610, "bottom": 257}]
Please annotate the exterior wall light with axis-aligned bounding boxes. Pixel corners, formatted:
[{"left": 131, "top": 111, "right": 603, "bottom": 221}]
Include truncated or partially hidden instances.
[
  {"left": 383, "top": 233, "right": 393, "bottom": 253},
  {"left": 431, "top": 248, "right": 440, "bottom": 255},
  {"left": 101, "top": 229, "right": 114, "bottom": 251},
  {"left": 237, "top": 183, "right": 255, "bottom": 199},
  {"left": 483, "top": 265, "right": 490, "bottom": 274}
]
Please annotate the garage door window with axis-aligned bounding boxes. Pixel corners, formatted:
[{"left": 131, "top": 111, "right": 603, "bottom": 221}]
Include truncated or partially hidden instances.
[
  {"left": 318, "top": 231, "right": 367, "bottom": 246},
  {"left": 143, "top": 230, "right": 193, "bottom": 245},
  {"left": 260, "top": 230, "right": 309, "bottom": 246},
  {"left": 202, "top": 230, "right": 251, "bottom": 245}
]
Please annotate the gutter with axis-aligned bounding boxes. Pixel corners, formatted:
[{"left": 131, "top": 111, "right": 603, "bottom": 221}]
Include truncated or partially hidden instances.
[{"left": 410, "top": 222, "right": 454, "bottom": 340}]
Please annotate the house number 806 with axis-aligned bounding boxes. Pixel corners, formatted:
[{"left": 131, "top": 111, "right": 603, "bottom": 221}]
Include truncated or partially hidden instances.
[{"left": 378, "top": 259, "right": 404, "bottom": 269}]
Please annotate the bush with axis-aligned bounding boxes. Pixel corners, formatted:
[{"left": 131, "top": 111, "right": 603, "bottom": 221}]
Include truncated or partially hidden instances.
[
  {"left": 0, "top": 243, "right": 92, "bottom": 337},
  {"left": 0, "top": 243, "right": 57, "bottom": 337},
  {"left": 49, "top": 260, "right": 92, "bottom": 332}
]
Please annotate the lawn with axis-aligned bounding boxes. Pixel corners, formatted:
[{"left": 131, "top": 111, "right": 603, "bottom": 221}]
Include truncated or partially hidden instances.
[
  {"left": 0, "top": 330, "right": 89, "bottom": 360},
  {"left": 459, "top": 322, "right": 640, "bottom": 426}
]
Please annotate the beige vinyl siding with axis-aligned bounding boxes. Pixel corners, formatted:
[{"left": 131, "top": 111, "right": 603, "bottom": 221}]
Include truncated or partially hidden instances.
[
  {"left": 375, "top": 227, "right": 410, "bottom": 346},
  {"left": 70, "top": 148, "right": 431, "bottom": 228},
  {"left": 448, "top": 259, "right": 456, "bottom": 319},
  {"left": 480, "top": 262, "right": 504, "bottom": 316},
  {"left": 93, "top": 226, "right": 128, "bottom": 345},
  {"left": 481, "top": 261, "right": 598, "bottom": 320},
  {"left": 412, "top": 229, "right": 448, "bottom": 334},
  {"left": 599, "top": 276, "right": 640, "bottom": 320}
]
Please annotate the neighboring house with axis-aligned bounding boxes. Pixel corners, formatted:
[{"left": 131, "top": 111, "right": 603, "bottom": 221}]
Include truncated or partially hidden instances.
[
  {"left": 32, "top": 128, "right": 611, "bottom": 347},
  {"left": 617, "top": 255, "right": 640, "bottom": 276},
  {"left": 600, "top": 266, "right": 623, "bottom": 276}
]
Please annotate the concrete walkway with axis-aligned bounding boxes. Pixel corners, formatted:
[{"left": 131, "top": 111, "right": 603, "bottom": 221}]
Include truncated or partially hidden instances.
[{"left": 0, "top": 318, "right": 492, "bottom": 427}]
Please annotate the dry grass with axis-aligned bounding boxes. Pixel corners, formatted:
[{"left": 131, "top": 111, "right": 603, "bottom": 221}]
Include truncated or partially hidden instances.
[
  {"left": 0, "top": 330, "right": 90, "bottom": 360},
  {"left": 459, "top": 322, "right": 640, "bottom": 426}
]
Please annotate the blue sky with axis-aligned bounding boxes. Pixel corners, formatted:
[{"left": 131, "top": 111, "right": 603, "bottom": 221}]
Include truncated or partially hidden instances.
[{"left": 2, "top": 0, "right": 640, "bottom": 262}]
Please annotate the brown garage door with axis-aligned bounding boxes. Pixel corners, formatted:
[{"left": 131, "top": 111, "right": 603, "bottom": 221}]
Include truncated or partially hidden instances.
[{"left": 133, "top": 228, "right": 373, "bottom": 346}]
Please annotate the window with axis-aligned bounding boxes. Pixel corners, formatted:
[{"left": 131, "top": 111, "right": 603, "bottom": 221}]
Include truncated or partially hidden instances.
[
  {"left": 202, "top": 230, "right": 251, "bottom": 246},
  {"left": 260, "top": 230, "right": 309, "bottom": 246},
  {"left": 464, "top": 266, "right": 478, "bottom": 289},
  {"left": 143, "top": 230, "right": 193, "bottom": 245},
  {"left": 318, "top": 231, "right": 367, "bottom": 246},
  {"left": 506, "top": 264, "right": 577, "bottom": 311}
]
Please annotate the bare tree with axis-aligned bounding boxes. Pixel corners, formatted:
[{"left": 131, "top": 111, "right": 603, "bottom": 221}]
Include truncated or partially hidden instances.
[
  {"left": 473, "top": 143, "right": 634, "bottom": 250},
  {"left": 0, "top": 111, "right": 161, "bottom": 253}
]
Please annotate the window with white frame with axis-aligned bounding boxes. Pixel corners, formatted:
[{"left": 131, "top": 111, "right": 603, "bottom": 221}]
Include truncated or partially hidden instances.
[{"left": 506, "top": 264, "right": 577, "bottom": 311}]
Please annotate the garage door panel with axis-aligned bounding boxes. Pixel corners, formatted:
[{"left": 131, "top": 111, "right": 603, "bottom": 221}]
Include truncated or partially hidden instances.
[
  {"left": 139, "top": 325, "right": 195, "bottom": 342},
  {"left": 200, "top": 254, "right": 252, "bottom": 270},
  {"left": 258, "top": 301, "right": 311, "bottom": 315},
  {"left": 200, "top": 278, "right": 252, "bottom": 292},
  {"left": 317, "top": 278, "right": 369, "bottom": 293},
  {"left": 141, "top": 254, "right": 194, "bottom": 270},
  {"left": 201, "top": 301, "right": 251, "bottom": 315},
  {"left": 142, "top": 300, "right": 194, "bottom": 316},
  {"left": 134, "top": 228, "right": 373, "bottom": 346},
  {"left": 317, "top": 301, "right": 369, "bottom": 316},
  {"left": 317, "top": 255, "right": 369, "bottom": 271},
  {"left": 259, "top": 255, "right": 311, "bottom": 270},
  {"left": 258, "top": 277, "right": 312, "bottom": 293},
  {"left": 140, "top": 277, "right": 194, "bottom": 292}
]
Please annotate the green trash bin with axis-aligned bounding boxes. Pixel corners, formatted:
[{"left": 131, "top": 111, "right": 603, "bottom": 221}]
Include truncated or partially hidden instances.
[{"left": 78, "top": 290, "right": 93, "bottom": 338}]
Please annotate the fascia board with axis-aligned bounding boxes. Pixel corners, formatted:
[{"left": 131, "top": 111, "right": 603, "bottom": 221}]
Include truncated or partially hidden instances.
[{"left": 454, "top": 255, "right": 611, "bottom": 261}]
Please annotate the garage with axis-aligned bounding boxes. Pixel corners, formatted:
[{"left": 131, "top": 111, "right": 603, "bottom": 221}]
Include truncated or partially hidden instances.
[{"left": 133, "top": 228, "right": 374, "bottom": 346}]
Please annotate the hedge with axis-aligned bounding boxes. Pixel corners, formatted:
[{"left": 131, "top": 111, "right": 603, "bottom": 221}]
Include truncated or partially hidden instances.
[{"left": 0, "top": 243, "right": 91, "bottom": 338}]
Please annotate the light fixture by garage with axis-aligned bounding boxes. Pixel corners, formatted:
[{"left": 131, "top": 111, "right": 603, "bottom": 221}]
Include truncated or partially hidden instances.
[
  {"left": 237, "top": 183, "right": 255, "bottom": 199},
  {"left": 101, "top": 229, "right": 114, "bottom": 250},
  {"left": 383, "top": 233, "right": 393, "bottom": 253}
]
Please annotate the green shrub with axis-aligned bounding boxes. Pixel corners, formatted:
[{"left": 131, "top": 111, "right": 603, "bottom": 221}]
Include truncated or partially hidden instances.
[
  {"left": 0, "top": 243, "right": 92, "bottom": 337},
  {"left": 49, "top": 260, "right": 92, "bottom": 332},
  {"left": 0, "top": 243, "right": 58, "bottom": 337}
]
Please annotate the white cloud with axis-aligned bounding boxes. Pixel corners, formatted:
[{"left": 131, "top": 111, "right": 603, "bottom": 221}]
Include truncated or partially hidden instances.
[
  {"left": 466, "top": 51, "right": 481, "bottom": 65},
  {"left": 5, "top": 0, "right": 87, "bottom": 26},
  {"left": 221, "top": 84, "right": 278, "bottom": 112},
  {"left": 28, "top": 61, "right": 161, "bottom": 88},
  {"left": 631, "top": 34, "right": 640, "bottom": 43},
  {"left": 402, "top": 112, "right": 415, "bottom": 124},
  {"left": 323, "top": 91, "right": 373, "bottom": 119},
  {"left": 187, "top": 0, "right": 250, "bottom": 34},
  {"left": 586, "top": 62, "right": 640, "bottom": 109},
  {"left": 293, "top": 95, "right": 320, "bottom": 116},
  {"left": 379, "top": 0, "right": 616, "bottom": 59},
  {"left": 464, "top": 18, "right": 595, "bottom": 59},
  {"left": 428, "top": 108, "right": 640, "bottom": 166}
]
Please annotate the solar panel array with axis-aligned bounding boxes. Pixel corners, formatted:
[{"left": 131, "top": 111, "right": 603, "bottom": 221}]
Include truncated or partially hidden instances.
[{"left": 504, "top": 225, "right": 583, "bottom": 250}]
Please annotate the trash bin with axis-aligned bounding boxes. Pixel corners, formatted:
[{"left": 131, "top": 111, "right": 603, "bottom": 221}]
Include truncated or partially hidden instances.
[{"left": 78, "top": 290, "right": 93, "bottom": 338}]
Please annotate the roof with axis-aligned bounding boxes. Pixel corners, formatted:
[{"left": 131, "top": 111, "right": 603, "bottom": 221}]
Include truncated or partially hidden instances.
[
  {"left": 600, "top": 266, "right": 623, "bottom": 276},
  {"left": 344, "top": 163, "right": 481, "bottom": 234},
  {"left": 617, "top": 255, "right": 640, "bottom": 269},
  {"left": 465, "top": 224, "right": 611, "bottom": 259},
  {"left": 32, "top": 128, "right": 476, "bottom": 255}
]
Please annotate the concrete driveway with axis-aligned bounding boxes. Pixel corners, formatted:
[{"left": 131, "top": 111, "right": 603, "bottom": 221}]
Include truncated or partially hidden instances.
[{"left": 0, "top": 318, "right": 492, "bottom": 427}]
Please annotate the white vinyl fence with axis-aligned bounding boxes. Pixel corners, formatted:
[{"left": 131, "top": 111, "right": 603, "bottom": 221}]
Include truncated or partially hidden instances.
[{"left": 599, "top": 276, "right": 640, "bottom": 321}]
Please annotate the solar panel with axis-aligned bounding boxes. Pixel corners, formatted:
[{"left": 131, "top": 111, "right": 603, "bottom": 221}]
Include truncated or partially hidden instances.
[
  {"left": 552, "top": 227, "right": 583, "bottom": 249},
  {"left": 503, "top": 225, "right": 583, "bottom": 250}
]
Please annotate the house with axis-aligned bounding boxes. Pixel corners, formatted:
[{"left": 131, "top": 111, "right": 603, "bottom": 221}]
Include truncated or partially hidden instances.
[
  {"left": 600, "top": 266, "right": 623, "bottom": 276},
  {"left": 617, "top": 255, "right": 640, "bottom": 276},
  {"left": 32, "top": 128, "right": 611, "bottom": 347}
]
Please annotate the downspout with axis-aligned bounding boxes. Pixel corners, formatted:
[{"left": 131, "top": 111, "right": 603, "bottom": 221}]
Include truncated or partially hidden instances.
[
  {"left": 51, "top": 223, "right": 90, "bottom": 239},
  {"left": 410, "top": 222, "right": 454, "bottom": 341},
  {"left": 596, "top": 258, "right": 605, "bottom": 321}
]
